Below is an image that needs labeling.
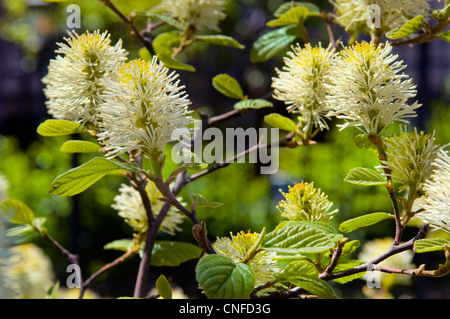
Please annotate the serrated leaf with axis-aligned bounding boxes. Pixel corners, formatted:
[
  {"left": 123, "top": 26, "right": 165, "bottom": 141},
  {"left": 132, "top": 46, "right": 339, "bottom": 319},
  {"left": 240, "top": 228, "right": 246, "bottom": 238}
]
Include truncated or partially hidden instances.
[
  {"left": 49, "top": 157, "right": 141, "bottom": 197},
  {"left": 37, "top": 120, "right": 82, "bottom": 137},
  {"left": 264, "top": 113, "right": 297, "bottom": 132},
  {"left": 266, "top": 7, "right": 315, "bottom": 27},
  {"left": 190, "top": 193, "right": 223, "bottom": 208},
  {"left": 386, "top": 15, "right": 424, "bottom": 40},
  {"left": 438, "top": 30, "right": 450, "bottom": 42},
  {"left": 195, "top": 255, "right": 255, "bottom": 299},
  {"left": 414, "top": 238, "right": 450, "bottom": 253},
  {"left": 212, "top": 74, "right": 244, "bottom": 99},
  {"left": 60, "top": 140, "right": 100, "bottom": 153},
  {"left": 104, "top": 239, "right": 133, "bottom": 252},
  {"left": 234, "top": 99, "right": 273, "bottom": 110},
  {"left": 263, "top": 221, "right": 341, "bottom": 254},
  {"left": 151, "top": 241, "right": 202, "bottom": 267},
  {"left": 0, "top": 199, "right": 35, "bottom": 225},
  {"left": 274, "top": 2, "right": 320, "bottom": 17},
  {"left": 196, "top": 35, "right": 245, "bottom": 49},
  {"left": 250, "top": 25, "right": 302, "bottom": 63},
  {"left": 338, "top": 212, "right": 392, "bottom": 233},
  {"left": 278, "top": 260, "right": 337, "bottom": 299},
  {"left": 156, "top": 275, "right": 172, "bottom": 299},
  {"left": 344, "top": 167, "right": 386, "bottom": 186}
]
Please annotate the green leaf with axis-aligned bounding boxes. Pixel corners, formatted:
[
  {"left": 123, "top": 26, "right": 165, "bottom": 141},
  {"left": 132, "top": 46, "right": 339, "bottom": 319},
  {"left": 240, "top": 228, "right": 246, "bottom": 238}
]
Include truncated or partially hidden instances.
[
  {"left": 264, "top": 113, "right": 297, "bottom": 132},
  {"left": 386, "top": 15, "right": 424, "bottom": 40},
  {"left": 353, "top": 134, "right": 373, "bottom": 149},
  {"left": 263, "top": 221, "right": 342, "bottom": 254},
  {"left": 0, "top": 199, "right": 35, "bottom": 225},
  {"left": 37, "top": 120, "right": 82, "bottom": 137},
  {"left": 344, "top": 167, "right": 386, "bottom": 186},
  {"left": 158, "top": 52, "right": 196, "bottom": 72},
  {"left": 136, "top": 11, "right": 185, "bottom": 29},
  {"left": 338, "top": 212, "right": 392, "bottom": 233},
  {"left": 212, "top": 74, "right": 244, "bottom": 99},
  {"left": 49, "top": 157, "right": 141, "bottom": 197},
  {"left": 60, "top": 140, "right": 100, "bottom": 153},
  {"left": 331, "top": 260, "right": 366, "bottom": 284},
  {"left": 46, "top": 282, "right": 60, "bottom": 299},
  {"left": 278, "top": 261, "right": 338, "bottom": 299},
  {"left": 273, "top": 2, "right": 320, "bottom": 17},
  {"left": 414, "top": 238, "right": 450, "bottom": 253},
  {"left": 151, "top": 241, "right": 202, "bottom": 267},
  {"left": 195, "top": 255, "right": 255, "bottom": 299},
  {"left": 234, "top": 99, "right": 273, "bottom": 110},
  {"left": 266, "top": 7, "right": 315, "bottom": 27},
  {"left": 190, "top": 193, "right": 223, "bottom": 209},
  {"left": 156, "top": 275, "right": 173, "bottom": 299},
  {"left": 438, "top": 30, "right": 450, "bottom": 42},
  {"left": 250, "top": 25, "right": 302, "bottom": 63},
  {"left": 195, "top": 35, "right": 245, "bottom": 49},
  {"left": 176, "top": 149, "right": 208, "bottom": 170},
  {"left": 104, "top": 239, "right": 133, "bottom": 252},
  {"left": 6, "top": 224, "right": 34, "bottom": 237}
]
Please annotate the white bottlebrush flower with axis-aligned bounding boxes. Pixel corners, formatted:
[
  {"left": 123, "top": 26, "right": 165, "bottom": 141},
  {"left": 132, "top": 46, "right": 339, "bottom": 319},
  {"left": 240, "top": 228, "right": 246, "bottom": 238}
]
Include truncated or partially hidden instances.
[
  {"left": 112, "top": 182, "right": 185, "bottom": 235},
  {"left": 330, "top": 0, "right": 431, "bottom": 34},
  {"left": 383, "top": 126, "right": 443, "bottom": 193},
  {"left": 272, "top": 43, "right": 335, "bottom": 133},
  {"left": 326, "top": 42, "right": 420, "bottom": 135},
  {"left": 159, "top": 0, "right": 226, "bottom": 32},
  {"left": 42, "top": 30, "right": 128, "bottom": 125},
  {"left": 417, "top": 149, "right": 450, "bottom": 233},
  {"left": 277, "top": 182, "right": 338, "bottom": 223},
  {"left": 97, "top": 57, "right": 193, "bottom": 159},
  {"left": 214, "top": 231, "right": 279, "bottom": 287}
]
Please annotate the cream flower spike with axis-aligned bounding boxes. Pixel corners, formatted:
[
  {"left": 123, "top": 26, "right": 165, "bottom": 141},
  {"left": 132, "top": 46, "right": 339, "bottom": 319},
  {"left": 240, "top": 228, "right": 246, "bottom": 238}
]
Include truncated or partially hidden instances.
[
  {"left": 160, "top": 0, "right": 226, "bottom": 32},
  {"left": 97, "top": 57, "right": 193, "bottom": 159},
  {"left": 42, "top": 30, "right": 128, "bottom": 125},
  {"left": 326, "top": 42, "right": 421, "bottom": 135},
  {"left": 272, "top": 43, "right": 335, "bottom": 133},
  {"left": 417, "top": 149, "right": 450, "bottom": 233}
]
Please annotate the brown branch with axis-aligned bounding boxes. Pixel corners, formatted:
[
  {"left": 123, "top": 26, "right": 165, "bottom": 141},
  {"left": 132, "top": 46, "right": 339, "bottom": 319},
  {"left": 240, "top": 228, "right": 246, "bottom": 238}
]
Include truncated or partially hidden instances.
[{"left": 391, "top": 18, "right": 450, "bottom": 47}]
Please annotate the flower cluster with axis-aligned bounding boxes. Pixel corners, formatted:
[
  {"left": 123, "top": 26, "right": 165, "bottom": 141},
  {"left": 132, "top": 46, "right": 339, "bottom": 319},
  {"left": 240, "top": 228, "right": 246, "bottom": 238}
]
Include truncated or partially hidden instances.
[
  {"left": 272, "top": 43, "right": 334, "bottom": 133},
  {"left": 111, "top": 182, "right": 185, "bottom": 235},
  {"left": 42, "top": 30, "right": 128, "bottom": 125},
  {"left": 326, "top": 42, "right": 420, "bottom": 135},
  {"left": 159, "top": 0, "right": 226, "bottom": 32},
  {"left": 277, "top": 182, "right": 338, "bottom": 223},
  {"left": 417, "top": 149, "right": 450, "bottom": 233}
]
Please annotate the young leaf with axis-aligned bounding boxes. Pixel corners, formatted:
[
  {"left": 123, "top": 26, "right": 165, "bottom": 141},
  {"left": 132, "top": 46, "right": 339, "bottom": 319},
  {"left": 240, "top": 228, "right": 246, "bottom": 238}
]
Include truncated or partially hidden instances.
[
  {"left": 386, "top": 15, "right": 424, "bottom": 40},
  {"left": 195, "top": 254, "right": 255, "bottom": 299},
  {"left": 0, "top": 199, "right": 35, "bottom": 225},
  {"left": 49, "top": 157, "right": 140, "bottom": 197},
  {"left": 37, "top": 119, "right": 82, "bottom": 137},
  {"left": 60, "top": 140, "right": 100, "bottom": 153},
  {"left": 331, "top": 260, "right": 366, "bottom": 284},
  {"left": 195, "top": 35, "right": 245, "bottom": 49},
  {"left": 338, "top": 212, "right": 392, "bottom": 233},
  {"left": 414, "top": 238, "right": 450, "bottom": 253},
  {"left": 156, "top": 275, "right": 173, "bottom": 299},
  {"left": 212, "top": 74, "right": 244, "bottom": 99},
  {"left": 150, "top": 241, "right": 202, "bottom": 267},
  {"left": 158, "top": 52, "right": 196, "bottom": 72},
  {"left": 264, "top": 113, "right": 297, "bottom": 132},
  {"left": 438, "top": 30, "right": 450, "bottom": 42},
  {"left": 234, "top": 99, "right": 273, "bottom": 110},
  {"left": 266, "top": 7, "right": 314, "bottom": 28},
  {"left": 273, "top": 2, "right": 320, "bottom": 17},
  {"left": 250, "top": 25, "right": 302, "bottom": 63},
  {"left": 190, "top": 193, "right": 223, "bottom": 209},
  {"left": 45, "top": 282, "right": 60, "bottom": 299},
  {"left": 344, "top": 167, "right": 386, "bottom": 186},
  {"left": 263, "top": 221, "right": 342, "bottom": 254},
  {"left": 104, "top": 239, "right": 133, "bottom": 252}
]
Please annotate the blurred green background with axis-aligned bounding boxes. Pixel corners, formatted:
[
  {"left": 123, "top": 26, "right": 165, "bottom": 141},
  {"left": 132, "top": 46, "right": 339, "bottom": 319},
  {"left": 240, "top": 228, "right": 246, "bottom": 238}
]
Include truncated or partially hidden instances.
[{"left": 0, "top": 0, "right": 449, "bottom": 299}]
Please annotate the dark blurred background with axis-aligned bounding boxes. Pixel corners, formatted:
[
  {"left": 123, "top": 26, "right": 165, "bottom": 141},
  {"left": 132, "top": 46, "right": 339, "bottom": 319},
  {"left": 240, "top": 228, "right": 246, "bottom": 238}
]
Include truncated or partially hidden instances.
[{"left": 0, "top": 0, "right": 449, "bottom": 299}]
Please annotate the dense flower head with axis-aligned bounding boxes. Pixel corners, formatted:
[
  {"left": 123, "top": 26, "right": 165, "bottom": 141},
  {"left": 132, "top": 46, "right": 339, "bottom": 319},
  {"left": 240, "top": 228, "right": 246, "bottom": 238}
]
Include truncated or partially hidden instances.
[
  {"left": 331, "top": 0, "right": 431, "bottom": 34},
  {"left": 42, "top": 30, "right": 128, "bottom": 125},
  {"left": 159, "top": 0, "right": 226, "bottom": 32},
  {"left": 417, "top": 149, "right": 450, "bottom": 233},
  {"left": 213, "top": 231, "right": 279, "bottom": 286},
  {"left": 277, "top": 182, "right": 338, "bottom": 223},
  {"left": 111, "top": 182, "right": 185, "bottom": 235},
  {"left": 326, "top": 42, "right": 420, "bottom": 135},
  {"left": 383, "top": 127, "right": 443, "bottom": 193},
  {"left": 97, "top": 57, "right": 193, "bottom": 158},
  {"left": 272, "top": 43, "right": 335, "bottom": 133}
]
